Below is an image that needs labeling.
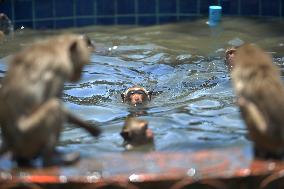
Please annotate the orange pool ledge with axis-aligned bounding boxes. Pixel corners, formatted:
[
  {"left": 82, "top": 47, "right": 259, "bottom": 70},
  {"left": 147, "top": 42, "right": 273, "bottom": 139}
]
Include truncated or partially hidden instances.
[{"left": 0, "top": 146, "right": 284, "bottom": 189}]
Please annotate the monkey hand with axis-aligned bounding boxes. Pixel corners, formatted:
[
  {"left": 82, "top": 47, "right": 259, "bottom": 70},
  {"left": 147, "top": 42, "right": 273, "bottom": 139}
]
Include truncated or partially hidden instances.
[{"left": 238, "top": 97, "right": 267, "bottom": 134}]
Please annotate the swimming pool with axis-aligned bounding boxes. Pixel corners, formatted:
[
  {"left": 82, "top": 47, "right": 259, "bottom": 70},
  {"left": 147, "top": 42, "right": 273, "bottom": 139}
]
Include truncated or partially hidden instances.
[{"left": 0, "top": 17, "right": 284, "bottom": 157}]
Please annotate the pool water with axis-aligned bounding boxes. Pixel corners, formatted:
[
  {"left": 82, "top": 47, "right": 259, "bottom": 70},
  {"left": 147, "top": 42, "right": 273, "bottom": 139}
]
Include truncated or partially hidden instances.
[{"left": 1, "top": 17, "right": 284, "bottom": 156}]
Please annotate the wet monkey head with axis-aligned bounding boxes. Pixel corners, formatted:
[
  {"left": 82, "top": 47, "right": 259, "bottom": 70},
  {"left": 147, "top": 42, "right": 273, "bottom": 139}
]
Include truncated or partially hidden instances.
[{"left": 121, "top": 86, "right": 153, "bottom": 105}]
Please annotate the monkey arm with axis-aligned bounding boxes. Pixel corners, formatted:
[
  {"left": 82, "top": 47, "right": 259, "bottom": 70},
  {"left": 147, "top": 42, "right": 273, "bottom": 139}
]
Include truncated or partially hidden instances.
[
  {"left": 17, "top": 99, "right": 63, "bottom": 133},
  {"left": 65, "top": 111, "right": 101, "bottom": 137},
  {"left": 238, "top": 97, "right": 268, "bottom": 134}
]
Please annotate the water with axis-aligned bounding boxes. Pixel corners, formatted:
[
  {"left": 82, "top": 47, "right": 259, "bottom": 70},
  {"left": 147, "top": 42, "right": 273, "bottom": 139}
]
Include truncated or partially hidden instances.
[{"left": 1, "top": 17, "right": 284, "bottom": 156}]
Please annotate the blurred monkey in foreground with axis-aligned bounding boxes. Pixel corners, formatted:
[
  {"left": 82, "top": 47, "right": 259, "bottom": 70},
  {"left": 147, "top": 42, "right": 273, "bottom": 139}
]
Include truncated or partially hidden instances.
[
  {"left": 231, "top": 43, "right": 284, "bottom": 159},
  {"left": 120, "top": 117, "right": 154, "bottom": 151},
  {"left": 121, "top": 86, "right": 153, "bottom": 106},
  {"left": 0, "top": 34, "right": 101, "bottom": 166}
]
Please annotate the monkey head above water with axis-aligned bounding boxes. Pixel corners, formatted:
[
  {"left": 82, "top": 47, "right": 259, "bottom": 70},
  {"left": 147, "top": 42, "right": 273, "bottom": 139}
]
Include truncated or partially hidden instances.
[
  {"left": 121, "top": 86, "right": 153, "bottom": 106},
  {"left": 0, "top": 34, "right": 101, "bottom": 167},
  {"left": 231, "top": 43, "right": 284, "bottom": 160},
  {"left": 120, "top": 117, "right": 154, "bottom": 151},
  {"left": 225, "top": 46, "right": 238, "bottom": 70}
]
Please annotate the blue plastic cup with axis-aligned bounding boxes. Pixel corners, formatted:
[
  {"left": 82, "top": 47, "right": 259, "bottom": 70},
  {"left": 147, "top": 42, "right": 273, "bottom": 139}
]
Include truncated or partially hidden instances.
[{"left": 209, "top": 6, "right": 222, "bottom": 26}]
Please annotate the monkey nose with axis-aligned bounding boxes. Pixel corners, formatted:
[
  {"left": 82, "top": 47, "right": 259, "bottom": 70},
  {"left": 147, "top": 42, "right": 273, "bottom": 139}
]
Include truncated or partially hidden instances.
[{"left": 134, "top": 99, "right": 142, "bottom": 104}]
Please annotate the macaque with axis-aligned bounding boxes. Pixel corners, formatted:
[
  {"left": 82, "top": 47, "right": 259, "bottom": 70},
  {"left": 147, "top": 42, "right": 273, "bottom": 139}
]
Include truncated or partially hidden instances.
[
  {"left": 231, "top": 43, "right": 284, "bottom": 159},
  {"left": 0, "top": 13, "right": 13, "bottom": 35},
  {"left": 121, "top": 86, "right": 152, "bottom": 106},
  {"left": 0, "top": 34, "right": 101, "bottom": 166},
  {"left": 225, "top": 46, "right": 238, "bottom": 70},
  {"left": 120, "top": 117, "right": 154, "bottom": 150}
]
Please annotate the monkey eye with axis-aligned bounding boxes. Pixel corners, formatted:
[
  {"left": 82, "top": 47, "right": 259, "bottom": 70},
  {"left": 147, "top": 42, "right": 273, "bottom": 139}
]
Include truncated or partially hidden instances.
[
  {"left": 127, "top": 90, "right": 147, "bottom": 96},
  {"left": 227, "top": 49, "right": 236, "bottom": 55}
]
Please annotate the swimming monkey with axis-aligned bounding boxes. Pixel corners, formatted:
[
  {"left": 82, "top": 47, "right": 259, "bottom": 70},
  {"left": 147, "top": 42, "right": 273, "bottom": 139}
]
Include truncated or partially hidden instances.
[
  {"left": 120, "top": 117, "right": 154, "bottom": 150},
  {"left": 121, "top": 86, "right": 153, "bottom": 106},
  {"left": 225, "top": 46, "right": 238, "bottom": 70}
]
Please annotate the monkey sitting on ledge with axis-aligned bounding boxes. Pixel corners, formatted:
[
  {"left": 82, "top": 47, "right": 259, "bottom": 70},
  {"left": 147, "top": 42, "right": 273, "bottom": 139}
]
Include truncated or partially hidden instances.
[
  {"left": 231, "top": 43, "right": 284, "bottom": 160},
  {"left": 120, "top": 117, "right": 154, "bottom": 151},
  {"left": 121, "top": 86, "right": 153, "bottom": 106},
  {"left": 0, "top": 34, "right": 101, "bottom": 167}
]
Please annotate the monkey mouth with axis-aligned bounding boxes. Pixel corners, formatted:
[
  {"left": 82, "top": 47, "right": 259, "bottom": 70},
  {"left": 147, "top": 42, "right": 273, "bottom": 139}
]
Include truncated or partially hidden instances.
[
  {"left": 70, "top": 70, "right": 82, "bottom": 82},
  {"left": 133, "top": 101, "right": 143, "bottom": 105}
]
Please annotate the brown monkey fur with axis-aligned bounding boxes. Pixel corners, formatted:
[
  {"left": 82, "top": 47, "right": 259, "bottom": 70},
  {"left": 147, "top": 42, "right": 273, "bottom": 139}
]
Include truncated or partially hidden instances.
[
  {"left": 120, "top": 117, "right": 154, "bottom": 150},
  {"left": 231, "top": 43, "right": 284, "bottom": 159},
  {"left": 0, "top": 34, "right": 100, "bottom": 166}
]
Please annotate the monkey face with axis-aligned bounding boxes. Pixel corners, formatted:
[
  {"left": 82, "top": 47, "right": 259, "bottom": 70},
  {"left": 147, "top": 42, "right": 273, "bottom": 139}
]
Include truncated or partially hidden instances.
[
  {"left": 121, "top": 87, "right": 152, "bottom": 105},
  {"left": 225, "top": 47, "right": 237, "bottom": 70},
  {"left": 69, "top": 35, "right": 94, "bottom": 82},
  {"left": 127, "top": 90, "right": 148, "bottom": 105},
  {"left": 69, "top": 64, "right": 83, "bottom": 82},
  {"left": 82, "top": 35, "right": 95, "bottom": 50}
]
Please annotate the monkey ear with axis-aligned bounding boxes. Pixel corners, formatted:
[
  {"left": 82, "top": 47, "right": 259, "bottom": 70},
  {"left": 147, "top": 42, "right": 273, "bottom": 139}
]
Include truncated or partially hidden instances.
[
  {"left": 120, "top": 131, "right": 131, "bottom": 141},
  {"left": 69, "top": 41, "right": 80, "bottom": 66},
  {"left": 121, "top": 93, "right": 125, "bottom": 102},
  {"left": 70, "top": 41, "right": 78, "bottom": 54},
  {"left": 147, "top": 91, "right": 153, "bottom": 101}
]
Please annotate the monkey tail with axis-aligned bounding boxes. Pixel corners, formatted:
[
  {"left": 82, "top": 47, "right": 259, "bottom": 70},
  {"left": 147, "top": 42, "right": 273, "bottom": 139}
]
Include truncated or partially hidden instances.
[{"left": 66, "top": 112, "right": 101, "bottom": 137}]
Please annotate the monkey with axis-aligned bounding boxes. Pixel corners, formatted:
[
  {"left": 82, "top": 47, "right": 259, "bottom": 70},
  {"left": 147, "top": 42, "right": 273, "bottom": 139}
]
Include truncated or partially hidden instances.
[
  {"left": 121, "top": 86, "right": 153, "bottom": 106},
  {"left": 224, "top": 46, "right": 238, "bottom": 70},
  {"left": 0, "top": 13, "right": 13, "bottom": 35},
  {"left": 231, "top": 43, "right": 284, "bottom": 159},
  {"left": 120, "top": 117, "right": 154, "bottom": 151},
  {"left": 0, "top": 34, "right": 101, "bottom": 166}
]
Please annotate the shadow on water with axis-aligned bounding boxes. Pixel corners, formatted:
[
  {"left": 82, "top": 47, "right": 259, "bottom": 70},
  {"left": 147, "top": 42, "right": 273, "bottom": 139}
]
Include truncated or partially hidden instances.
[{"left": 0, "top": 17, "right": 284, "bottom": 156}]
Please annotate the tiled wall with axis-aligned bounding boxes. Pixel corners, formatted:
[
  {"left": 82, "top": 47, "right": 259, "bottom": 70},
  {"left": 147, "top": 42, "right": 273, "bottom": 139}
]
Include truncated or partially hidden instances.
[{"left": 0, "top": 0, "right": 283, "bottom": 29}]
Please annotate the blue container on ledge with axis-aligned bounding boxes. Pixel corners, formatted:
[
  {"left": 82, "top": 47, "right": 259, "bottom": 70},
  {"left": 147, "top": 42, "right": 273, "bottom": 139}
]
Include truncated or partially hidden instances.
[{"left": 208, "top": 6, "right": 222, "bottom": 26}]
